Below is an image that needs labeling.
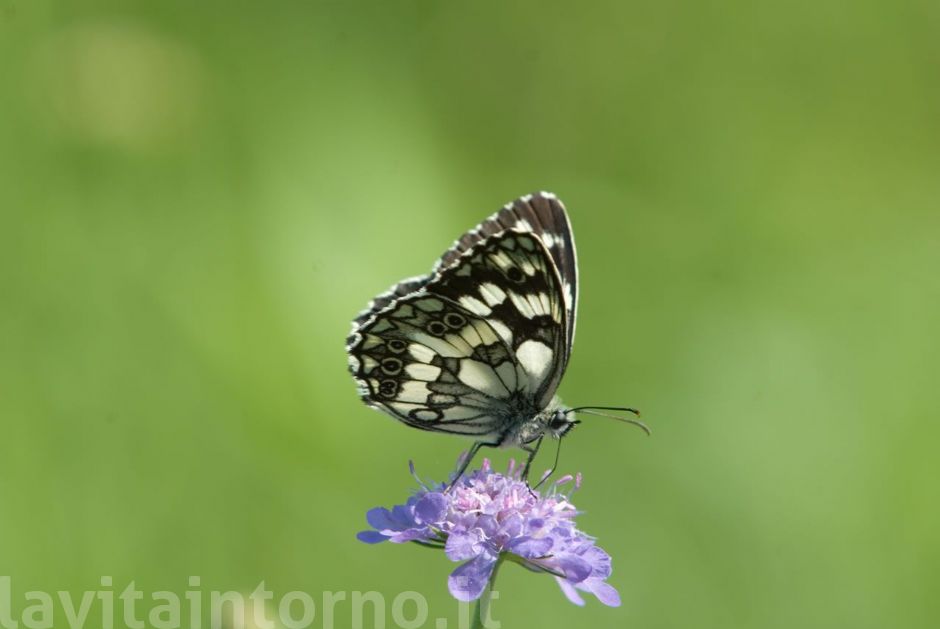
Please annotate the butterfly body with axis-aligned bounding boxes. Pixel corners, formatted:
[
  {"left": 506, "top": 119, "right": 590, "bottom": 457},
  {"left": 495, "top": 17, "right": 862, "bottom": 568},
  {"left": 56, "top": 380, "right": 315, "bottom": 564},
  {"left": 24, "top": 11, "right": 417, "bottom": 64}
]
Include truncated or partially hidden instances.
[
  {"left": 347, "top": 192, "right": 631, "bottom": 482},
  {"left": 497, "top": 397, "right": 573, "bottom": 446}
]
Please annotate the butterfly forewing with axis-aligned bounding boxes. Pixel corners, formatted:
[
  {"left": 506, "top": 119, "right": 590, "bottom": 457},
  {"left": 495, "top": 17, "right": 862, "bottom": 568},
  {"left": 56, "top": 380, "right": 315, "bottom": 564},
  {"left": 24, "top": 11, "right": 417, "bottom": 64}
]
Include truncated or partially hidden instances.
[
  {"left": 423, "top": 230, "right": 568, "bottom": 408},
  {"left": 434, "top": 192, "right": 578, "bottom": 362}
]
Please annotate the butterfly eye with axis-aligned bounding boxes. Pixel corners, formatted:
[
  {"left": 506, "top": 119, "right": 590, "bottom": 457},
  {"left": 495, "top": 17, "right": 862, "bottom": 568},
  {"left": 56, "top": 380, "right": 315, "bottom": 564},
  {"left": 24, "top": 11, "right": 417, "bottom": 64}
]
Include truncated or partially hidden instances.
[
  {"left": 427, "top": 320, "right": 448, "bottom": 336},
  {"left": 444, "top": 313, "right": 466, "bottom": 329},
  {"left": 380, "top": 357, "right": 403, "bottom": 375},
  {"left": 506, "top": 266, "right": 525, "bottom": 283},
  {"left": 549, "top": 413, "right": 569, "bottom": 430},
  {"left": 378, "top": 380, "right": 398, "bottom": 397},
  {"left": 387, "top": 339, "right": 407, "bottom": 353}
]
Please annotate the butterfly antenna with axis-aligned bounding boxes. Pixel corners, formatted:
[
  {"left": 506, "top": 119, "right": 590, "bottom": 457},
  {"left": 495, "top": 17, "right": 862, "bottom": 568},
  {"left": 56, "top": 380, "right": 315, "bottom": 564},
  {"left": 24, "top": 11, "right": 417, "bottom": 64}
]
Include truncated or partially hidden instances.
[{"left": 567, "top": 406, "right": 651, "bottom": 436}]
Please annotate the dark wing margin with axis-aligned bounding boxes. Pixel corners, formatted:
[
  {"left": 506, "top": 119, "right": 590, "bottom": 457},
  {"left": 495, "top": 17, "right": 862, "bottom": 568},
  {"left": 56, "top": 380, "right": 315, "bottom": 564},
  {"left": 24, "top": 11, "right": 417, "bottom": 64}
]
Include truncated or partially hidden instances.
[
  {"left": 434, "top": 192, "right": 578, "bottom": 356},
  {"left": 346, "top": 274, "right": 429, "bottom": 406},
  {"left": 349, "top": 275, "right": 430, "bottom": 332}
]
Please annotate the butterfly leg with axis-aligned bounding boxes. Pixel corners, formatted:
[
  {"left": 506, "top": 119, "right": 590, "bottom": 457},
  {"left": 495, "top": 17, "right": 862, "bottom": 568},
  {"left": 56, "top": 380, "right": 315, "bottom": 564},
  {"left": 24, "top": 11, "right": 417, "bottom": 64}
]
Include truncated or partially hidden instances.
[
  {"left": 445, "top": 441, "right": 488, "bottom": 492},
  {"left": 519, "top": 435, "right": 545, "bottom": 485},
  {"left": 532, "top": 436, "right": 562, "bottom": 491}
]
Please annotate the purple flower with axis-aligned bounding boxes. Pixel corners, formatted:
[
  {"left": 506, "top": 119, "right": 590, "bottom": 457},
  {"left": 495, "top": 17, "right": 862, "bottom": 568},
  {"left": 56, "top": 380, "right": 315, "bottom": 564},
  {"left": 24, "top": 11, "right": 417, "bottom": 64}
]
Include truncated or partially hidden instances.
[{"left": 357, "top": 458, "right": 621, "bottom": 607}]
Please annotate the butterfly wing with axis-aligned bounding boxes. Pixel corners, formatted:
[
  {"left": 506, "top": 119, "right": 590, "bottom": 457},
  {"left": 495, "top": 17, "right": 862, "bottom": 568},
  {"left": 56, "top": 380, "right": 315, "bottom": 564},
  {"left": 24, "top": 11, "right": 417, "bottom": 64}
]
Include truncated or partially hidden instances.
[
  {"left": 435, "top": 192, "right": 578, "bottom": 360},
  {"left": 347, "top": 291, "right": 519, "bottom": 442},
  {"left": 424, "top": 230, "right": 568, "bottom": 408},
  {"left": 350, "top": 275, "right": 429, "bottom": 330},
  {"left": 347, "top": 192, "right": 575, "bottom": 440}
]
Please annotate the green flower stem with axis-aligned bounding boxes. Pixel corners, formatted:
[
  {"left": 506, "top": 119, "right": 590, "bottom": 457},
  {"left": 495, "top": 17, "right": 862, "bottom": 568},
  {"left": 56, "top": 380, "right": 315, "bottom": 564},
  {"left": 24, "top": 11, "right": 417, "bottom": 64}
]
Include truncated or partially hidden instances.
[{"left": 471, "top": 555, "right": 505, "bottom": 629}]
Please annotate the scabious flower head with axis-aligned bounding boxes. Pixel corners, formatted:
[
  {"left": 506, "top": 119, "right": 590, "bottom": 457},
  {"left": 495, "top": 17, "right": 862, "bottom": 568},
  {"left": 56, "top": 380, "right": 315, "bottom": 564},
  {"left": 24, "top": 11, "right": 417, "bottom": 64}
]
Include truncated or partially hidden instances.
[{"left": 357, "top": 458, "right": 621, "bottom": 607}]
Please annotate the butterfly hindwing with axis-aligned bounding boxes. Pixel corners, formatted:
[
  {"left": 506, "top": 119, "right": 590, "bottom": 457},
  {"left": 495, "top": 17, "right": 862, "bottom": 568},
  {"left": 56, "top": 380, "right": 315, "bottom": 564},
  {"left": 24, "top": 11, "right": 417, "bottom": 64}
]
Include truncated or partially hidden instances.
[
  {"left": 349, "top": 275, "right": 430, "bottom": 331},
  {"left": 348, "top": 292, "right": 521, "bottom": 441}
]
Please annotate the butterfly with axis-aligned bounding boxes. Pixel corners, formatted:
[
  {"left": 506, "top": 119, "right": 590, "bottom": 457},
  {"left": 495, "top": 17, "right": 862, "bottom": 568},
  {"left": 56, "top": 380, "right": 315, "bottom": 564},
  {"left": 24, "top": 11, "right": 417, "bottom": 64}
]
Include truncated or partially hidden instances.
[{"left": 346, "top": 192, "right": 648, "bottom": 486}]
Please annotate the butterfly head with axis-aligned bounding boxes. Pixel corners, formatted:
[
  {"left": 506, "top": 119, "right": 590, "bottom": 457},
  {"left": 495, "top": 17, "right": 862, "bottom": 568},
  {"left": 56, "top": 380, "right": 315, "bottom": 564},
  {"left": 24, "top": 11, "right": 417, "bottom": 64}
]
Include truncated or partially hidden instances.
[{"left": 548, "top": 409, "right": 580, "bottom": 439}]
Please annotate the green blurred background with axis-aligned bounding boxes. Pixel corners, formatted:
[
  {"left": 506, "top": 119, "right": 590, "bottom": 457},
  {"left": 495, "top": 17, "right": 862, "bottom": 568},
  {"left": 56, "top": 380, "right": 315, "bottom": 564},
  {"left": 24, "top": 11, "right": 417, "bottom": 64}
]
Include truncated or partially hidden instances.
[{"left": 2, "top": 1, "right": 938, "bottom": 628}]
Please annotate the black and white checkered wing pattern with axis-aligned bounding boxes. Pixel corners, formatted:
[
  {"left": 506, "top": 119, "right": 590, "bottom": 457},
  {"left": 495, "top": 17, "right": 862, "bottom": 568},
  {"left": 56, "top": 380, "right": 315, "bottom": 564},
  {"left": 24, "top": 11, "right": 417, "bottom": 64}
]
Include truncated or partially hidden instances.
[
  {"left": 347, "top": 290, "right": 518, "bottom": 441},
  {"left": 424, "top": 230, "right": 568, "bottom": 408},
  {"left": 346, "top": 192, "right": 575, "bottom": 440},
  {"left": 435, "top": 192, "right": 578, "bottom": 367},
  {"left": 350, "top": 275, "right": 429, "bottom": 330}
]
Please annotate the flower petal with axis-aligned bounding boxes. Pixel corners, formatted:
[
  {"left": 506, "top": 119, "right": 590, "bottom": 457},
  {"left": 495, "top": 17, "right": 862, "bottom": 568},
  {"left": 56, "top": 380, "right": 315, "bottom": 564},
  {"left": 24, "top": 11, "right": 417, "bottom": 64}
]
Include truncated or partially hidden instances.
[
  {"left": 582, "top": 546, "right": 613, "bottom": 578},
  {"left": 356, "top": 530, "right": 388, "bottom": 544},
  {"left": 365, "top": 507, "right": 397, "bottom": 531},
  {"left": 445, "top": 531, "right": 484, "bottom": 561},
  {"left": 415, "top": 492, "right": 448, "bottom": 524},
  {"left": 391, "top": 504, "right": 414, "bottom": 525},
  {"left": 507, "top": 535, "right": 553, "bottom": 558},
  {"left": 500, "top": 513, "right": 524, "bottom": 539},
  {"left": 475, "top": 514, "right": 498, "bottom": 536},
  {"left": 555, "top": 576, "right": 586, "bottom": 606},
  {"left": 552, "top": 553, "right": 593, "bottom": 583},
  {"left": 448, "top": 554, "right": 498, "bottom": 602},
  {"left": 587, "top": 579, "right": 621, "bottom": 607},
  {"left": 388, "top": 528, "right": 432, "bottom": 543}
]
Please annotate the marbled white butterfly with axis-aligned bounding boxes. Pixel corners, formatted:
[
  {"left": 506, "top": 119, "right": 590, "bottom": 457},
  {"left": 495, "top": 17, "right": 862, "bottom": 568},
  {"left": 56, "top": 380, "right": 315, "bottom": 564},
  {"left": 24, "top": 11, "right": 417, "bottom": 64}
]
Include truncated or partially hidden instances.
[{"left": 346, "top": 192, "right": 648, "bottom": 485}]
